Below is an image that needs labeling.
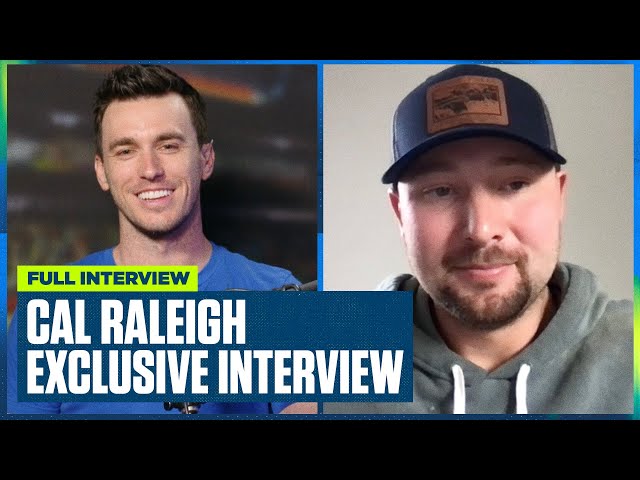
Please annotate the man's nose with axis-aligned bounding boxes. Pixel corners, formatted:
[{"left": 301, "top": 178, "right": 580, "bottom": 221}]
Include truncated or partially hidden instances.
[
  {"left": 462, "top": 191, "right": 506, "bottom": 245},
  {"left": 138, "top": 148, "right": 165, "bottom": 180}
]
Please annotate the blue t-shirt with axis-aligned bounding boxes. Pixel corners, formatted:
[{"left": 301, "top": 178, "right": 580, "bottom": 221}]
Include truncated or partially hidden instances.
[{"left": 7, "top": 242, "right": 300, "bottom": 415}]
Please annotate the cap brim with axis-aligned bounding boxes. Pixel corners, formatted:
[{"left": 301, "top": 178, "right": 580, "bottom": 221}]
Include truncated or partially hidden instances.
[{"left": 382, "top": 127, "right": 567, "bottom": 184}]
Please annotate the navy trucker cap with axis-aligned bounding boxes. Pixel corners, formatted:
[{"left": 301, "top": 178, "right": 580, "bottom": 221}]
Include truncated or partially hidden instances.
[{"left": 382, "top": 64, "right": 568, "bottom": 184}]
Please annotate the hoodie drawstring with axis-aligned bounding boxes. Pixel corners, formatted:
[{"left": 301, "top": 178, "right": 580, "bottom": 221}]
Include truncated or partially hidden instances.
[
  {"left": 451, "top": 363, "right": 531, "bottom": 414},
  {"left": 515, "top": 364, "right": 531, "bottom": 414},
  {"left": 452, "top": 364, "right": 466, "bottom": 414}
]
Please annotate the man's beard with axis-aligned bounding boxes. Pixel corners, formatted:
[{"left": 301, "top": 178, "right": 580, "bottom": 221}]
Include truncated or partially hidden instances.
[{"left": 429, "top": 245, "right": 543, "bottom": 331}]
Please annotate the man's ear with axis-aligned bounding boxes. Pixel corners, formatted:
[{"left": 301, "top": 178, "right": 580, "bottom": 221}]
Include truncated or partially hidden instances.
[
  {"left": 201, "top": 141, "right": 215, "bottom": 181},
  {"left": 557, "top": 170, "right": 568, "bottom": 221},
  {"left": 94, "top": 154, "right": 110, "bottom": 192},
  {"left": 388, "top": 187, "right": 403, "bottom": 228}
]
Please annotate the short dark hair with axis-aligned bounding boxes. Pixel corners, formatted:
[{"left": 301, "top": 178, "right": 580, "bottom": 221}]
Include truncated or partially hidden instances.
[{"left": 93, "top": 64, "right": 207, "bottom": 156}]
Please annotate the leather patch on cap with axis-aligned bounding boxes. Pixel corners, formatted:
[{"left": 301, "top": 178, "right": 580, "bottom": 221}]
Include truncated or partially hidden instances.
[{"left": 426, "top": 75, "right": 509, "bottom": 134}]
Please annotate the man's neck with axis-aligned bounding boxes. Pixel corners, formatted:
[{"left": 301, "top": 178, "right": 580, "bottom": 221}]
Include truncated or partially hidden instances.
[
  {"left": 432, "top": 287, "right": 555, "bottom": 372},
  {"left": 113, "top": 230, "right": 213, "bottom": 272}
]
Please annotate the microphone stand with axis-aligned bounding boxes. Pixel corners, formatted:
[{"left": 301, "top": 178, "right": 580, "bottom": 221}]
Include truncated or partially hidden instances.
[{"left": 164, "top": 402, "right": 202, "bottom": 414}]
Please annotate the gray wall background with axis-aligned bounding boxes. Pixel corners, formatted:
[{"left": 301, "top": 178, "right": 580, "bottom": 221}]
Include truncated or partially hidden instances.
[{"left": 323, "top": 63, "right": 633, "bottom": 301}]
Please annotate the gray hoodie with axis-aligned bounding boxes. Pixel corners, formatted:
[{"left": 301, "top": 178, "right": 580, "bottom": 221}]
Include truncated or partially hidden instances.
[{"left": 324, "top": 262, "right": 633, "bottom": 415}]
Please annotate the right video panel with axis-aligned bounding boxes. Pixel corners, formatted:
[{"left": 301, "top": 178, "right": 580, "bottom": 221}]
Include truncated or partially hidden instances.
[{"left": 322, "top": 63, "right": 634, "bottom": 415}]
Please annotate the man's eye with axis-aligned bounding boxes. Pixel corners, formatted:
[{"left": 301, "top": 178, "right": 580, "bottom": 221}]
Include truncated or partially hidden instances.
[
  {"left": 506, "top": 181, "right": 529, "bottom": 192},
  {"left": 160, "top": 143, "right": 179, "bottom": 151},
  {"left": 116, "top": 149, "right": 132, "bottom": 156},
  {"left": 425, "top": 186, "right": 452, "bottom": 198}
]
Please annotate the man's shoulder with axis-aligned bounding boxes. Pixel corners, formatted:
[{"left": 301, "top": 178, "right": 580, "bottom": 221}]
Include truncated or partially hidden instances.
[
  {"left": 69, "top": 248, "right": 114, "bottom": 266},
  {"left": 214, "top": 244, "right": 292, "bottom": 273},
  {"left": 375, "top": 273, "right": 415, "bottom": 291},
  {"left": 600, "top": 297, "right": 633, "bottom": 331},
  {"left": 204, "top": 244, "right": 298, "bottom": 291},
  {"left": 561, "top": 262, "right": 632, "bottom": 327}
]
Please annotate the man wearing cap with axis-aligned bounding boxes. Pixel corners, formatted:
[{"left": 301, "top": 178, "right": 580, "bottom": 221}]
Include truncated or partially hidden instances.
[{"left": 324, "top": 64, "right": 633, "bottom": 415}]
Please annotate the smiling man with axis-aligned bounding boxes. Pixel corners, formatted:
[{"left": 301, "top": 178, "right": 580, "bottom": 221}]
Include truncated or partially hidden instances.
[
  {"left": 325, "top": 64, "right": 633, "bottom": 415},
  {"left": 8, "top": 64, "right": 317, "bottom": 415}
]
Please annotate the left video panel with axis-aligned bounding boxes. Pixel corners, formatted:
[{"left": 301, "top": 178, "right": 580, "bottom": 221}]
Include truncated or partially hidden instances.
[{"left": 6, "top": 63, "right": 318, "bottom": 415}]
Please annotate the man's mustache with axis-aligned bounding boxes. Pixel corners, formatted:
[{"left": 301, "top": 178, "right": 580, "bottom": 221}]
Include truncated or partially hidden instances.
[{"left": 443, "top": 245, "right": 525, "bottom": 269}]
